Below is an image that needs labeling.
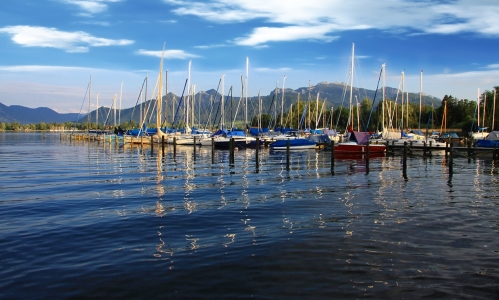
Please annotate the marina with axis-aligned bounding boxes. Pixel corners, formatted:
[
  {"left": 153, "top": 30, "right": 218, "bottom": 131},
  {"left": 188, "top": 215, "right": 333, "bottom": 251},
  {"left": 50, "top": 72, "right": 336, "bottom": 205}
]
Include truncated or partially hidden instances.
[{"left": 1, "top": 132, "right": 499, "bottom": 299}]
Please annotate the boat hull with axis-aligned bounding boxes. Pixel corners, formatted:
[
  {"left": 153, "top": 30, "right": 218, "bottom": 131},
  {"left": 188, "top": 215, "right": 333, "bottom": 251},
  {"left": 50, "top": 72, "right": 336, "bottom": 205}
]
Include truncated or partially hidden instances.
[
  {"left": 269, "top": 139, "right": 317, "bottom": 150},
  {"left": 335, "top": 143, "right": 386, "bottom": 154},
  {"left": 214, "top": 138, "right": 263, "bottom": 149}
]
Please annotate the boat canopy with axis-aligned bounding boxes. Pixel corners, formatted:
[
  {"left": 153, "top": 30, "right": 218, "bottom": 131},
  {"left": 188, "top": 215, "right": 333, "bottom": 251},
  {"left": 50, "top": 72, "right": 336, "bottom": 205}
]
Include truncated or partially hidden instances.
[
  {"left": 249, "top": 127, "right": 269, "bottom": 136},
  {"left": 484, "top": 131, "right": 499, "bottom": 141},
  {"left": 323, "top": 129, "right": 338, "bottom": 137},
  {"left": 351, "top": 131, "right": 371, "bottom": 145},
  {"left": 410, "top": 129, "right": 425, "bottom": 136}
]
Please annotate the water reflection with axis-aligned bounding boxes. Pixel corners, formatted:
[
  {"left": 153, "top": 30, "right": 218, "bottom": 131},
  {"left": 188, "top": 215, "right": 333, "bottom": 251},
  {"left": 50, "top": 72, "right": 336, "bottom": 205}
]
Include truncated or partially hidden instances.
[{"left": 10, "top": 134, "right": 499, "bottom": 298}]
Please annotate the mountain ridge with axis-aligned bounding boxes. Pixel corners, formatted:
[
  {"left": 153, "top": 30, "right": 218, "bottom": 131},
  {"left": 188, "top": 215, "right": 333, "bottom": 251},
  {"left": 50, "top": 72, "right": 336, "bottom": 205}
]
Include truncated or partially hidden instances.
[{"left": 0, "top": 82, "right": 442, "bottom": 125}]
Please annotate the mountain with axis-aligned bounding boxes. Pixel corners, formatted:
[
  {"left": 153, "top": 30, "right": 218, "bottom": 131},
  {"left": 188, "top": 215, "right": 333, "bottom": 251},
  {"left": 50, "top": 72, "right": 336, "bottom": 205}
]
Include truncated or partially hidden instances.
[
  {"left": 0, "top": 103, "right": 79, "bottom": 124},
  {"left": 2, "top": 82, "right": 442, "bottom": 125}
]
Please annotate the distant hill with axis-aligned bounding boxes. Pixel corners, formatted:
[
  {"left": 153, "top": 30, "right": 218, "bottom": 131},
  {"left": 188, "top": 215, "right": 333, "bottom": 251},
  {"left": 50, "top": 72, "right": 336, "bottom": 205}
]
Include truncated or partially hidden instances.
[
  {"left": 0, "top": 103, "right": 79, "bottom": 124},
  {"left": 1, "top": 82, "right": 442, "bottom": 125}
]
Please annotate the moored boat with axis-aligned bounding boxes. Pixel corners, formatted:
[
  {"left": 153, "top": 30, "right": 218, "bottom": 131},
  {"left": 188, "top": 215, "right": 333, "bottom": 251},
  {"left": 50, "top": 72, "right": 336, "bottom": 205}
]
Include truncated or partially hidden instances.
[
  {"left": 335, "top": 131, "right": 386, "bottom": 154},
  {"left": 269, "top": 138, "right": 317, "bottom": 150}
]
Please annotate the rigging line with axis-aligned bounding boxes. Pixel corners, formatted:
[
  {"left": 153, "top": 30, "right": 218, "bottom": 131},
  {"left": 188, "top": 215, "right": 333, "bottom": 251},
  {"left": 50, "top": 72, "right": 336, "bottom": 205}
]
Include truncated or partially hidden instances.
[
  {"left": 102, "top": 97, "right": 115, "bottom": 129},
  {"left": 231, "top": 76, "right": 245, "bottom": 130},
  {"left": 365, "top": 67, "right": 383, "bottom": 131},
  {"left": 128, "top": 77, "right": 147, "bottom": 129},
  {"left": 73, "top": 80, "right": 91, "bottom": 133},
  {"left": 202, "top": 79, "right": 221, "bottom": 130},
  {"left": 213, "top": 94, "right": 223, "bottom": 129},
  {"left": 266, "top": 92, "right": 277, "bottom": 129},
  {"left": 172, "top": 79, "right": 188, "bottom": 128}
]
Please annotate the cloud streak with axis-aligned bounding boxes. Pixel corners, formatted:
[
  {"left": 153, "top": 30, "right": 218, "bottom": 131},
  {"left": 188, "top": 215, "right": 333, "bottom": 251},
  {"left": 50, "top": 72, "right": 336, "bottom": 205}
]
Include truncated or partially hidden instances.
[
  {"left": 164, "top": 0, "right": 499, "bottom": 46},
  {"left": 60, "top": 0, "right": 123, "bottom": 16},
  {"left": 136, "top": 49, "right": 200, "bottom": 59},
  {"left": 0, "top": 26, "right": 134, "bottom": 52}
]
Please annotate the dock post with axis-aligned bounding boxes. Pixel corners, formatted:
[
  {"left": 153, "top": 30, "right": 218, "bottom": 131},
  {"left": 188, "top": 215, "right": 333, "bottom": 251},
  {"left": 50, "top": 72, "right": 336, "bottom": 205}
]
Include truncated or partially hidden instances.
[
  {"left": 429, "top": 141, "right": 433, "bottom": 157},
  {"left": 366, "top": 142, "right": 370, "bottom": 174},
  {"left": 256, "top": 137, "right": 260, "bottom": 170},
  {"left": 330, "top": 141, "right": 335, "bottom": 173},
  {"left": 173, "top": 137, "right": 177, "bottom": 158},
  {"left": 193, "top": 136, "right": 197, "bottom": 160},
  {"left": 211, "top": 138, "right": 215, "bottom": 164},
  {"left": 286, "top": 139, "right": 290, "bottom": 171},
  {"left": 467, "top": 138, "right": 472, "bottom": 157},
  {"left": 230, "top": 138, "right": 235, "bottom": 164},
  {"left": 150, "top": 135, "right": 154, "bottom": 155},
  {"left": 403, "top": 141, "right": 408, "bottom": 178},
  {"left": 445, "top": 141, "right": 449, "bottom": 158},
  {"left": 162, "top": 135, "right": 165, "bottom": 156},
  {"left": 449, "top": 143, "right": 454, "bottom": 176}
]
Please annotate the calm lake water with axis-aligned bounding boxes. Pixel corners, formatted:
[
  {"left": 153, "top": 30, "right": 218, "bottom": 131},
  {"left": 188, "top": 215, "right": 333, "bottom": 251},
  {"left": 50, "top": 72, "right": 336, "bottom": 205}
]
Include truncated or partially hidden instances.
[{"left": 1, "top": 132, "right": 499, "bottom": 299}]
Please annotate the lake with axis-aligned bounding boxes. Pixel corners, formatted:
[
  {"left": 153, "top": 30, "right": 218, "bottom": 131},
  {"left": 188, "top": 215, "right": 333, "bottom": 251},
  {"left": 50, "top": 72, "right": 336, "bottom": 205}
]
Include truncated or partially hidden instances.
[{"left": 1, "top": 132, "right": 498, "bottom": 299}]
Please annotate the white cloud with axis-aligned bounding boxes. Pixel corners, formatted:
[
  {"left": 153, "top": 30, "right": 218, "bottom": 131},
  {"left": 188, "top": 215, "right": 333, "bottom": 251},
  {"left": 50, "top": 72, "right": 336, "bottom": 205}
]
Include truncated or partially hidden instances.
[
  {"left": 136, "top": 49, "right": 200, "bottom": 59},
  {"left": 253, "top": 67, "right": 292, "bottom": 73},
  {"left": 60, "top": 0, "right": 123, "bottom": 16},
  {"left": 164, "top": 0, "right": 499, "bottom": 46},
  {"left": 0, "top": 65, "right": 90, "bottom": 72},
  {"left": 80, "top": 21, "right": 111, "bottom": 26},
  {"left": 235, "top": 25, "right": 340, "bottom": 46},
  {"left": 0, "top": 26, "right": 134, "bottom": 53},
  {"left": 194, "top": 44, "right": 226, "bottom": 49}
]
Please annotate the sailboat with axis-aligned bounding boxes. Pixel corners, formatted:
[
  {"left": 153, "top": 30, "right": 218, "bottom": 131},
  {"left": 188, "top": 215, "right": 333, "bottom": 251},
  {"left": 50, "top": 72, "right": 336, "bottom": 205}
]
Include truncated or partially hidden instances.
[
  {"left": 268, "top": 79, "right": 317, "bottom": 150},
  {"left": 471, "top": 88, "right": 489, "bottom": 141},
  {"left": 210, "top": 58, "right": 263, "bottom": 149},
  {"left": 389, "top": 70, "right": 446, "bottom": 154},
  {"left": 334, "top": 43, "right": 386, "bottom": 155},
  {"left": 476, "top": 89, "right": 498, "bottom": 147}
]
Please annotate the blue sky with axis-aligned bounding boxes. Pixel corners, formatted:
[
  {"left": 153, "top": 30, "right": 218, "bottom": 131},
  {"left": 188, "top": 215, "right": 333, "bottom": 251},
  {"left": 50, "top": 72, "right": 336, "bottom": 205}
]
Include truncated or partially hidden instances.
[{"left": 1, "top": 0, "right": 498, "bottom": 113}]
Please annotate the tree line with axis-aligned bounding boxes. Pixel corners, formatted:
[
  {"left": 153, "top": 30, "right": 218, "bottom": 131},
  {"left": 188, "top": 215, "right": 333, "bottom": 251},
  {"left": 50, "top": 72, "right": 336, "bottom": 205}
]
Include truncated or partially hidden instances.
[{"left": 2, "top": 86, "right": 497, "bottom": 135}]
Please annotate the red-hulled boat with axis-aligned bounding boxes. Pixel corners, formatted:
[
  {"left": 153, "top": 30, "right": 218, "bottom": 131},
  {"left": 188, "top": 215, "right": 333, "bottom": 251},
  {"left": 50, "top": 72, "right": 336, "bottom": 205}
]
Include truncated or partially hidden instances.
[{"left": 335, "top": 130, "right": 386, "bottom": 154}]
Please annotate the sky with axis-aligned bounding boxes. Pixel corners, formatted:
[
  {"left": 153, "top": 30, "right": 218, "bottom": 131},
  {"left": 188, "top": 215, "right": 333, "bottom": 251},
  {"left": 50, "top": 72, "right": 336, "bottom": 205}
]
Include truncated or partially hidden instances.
[{"left": 1, "top": 0, "right": 499, "bottom": 113}]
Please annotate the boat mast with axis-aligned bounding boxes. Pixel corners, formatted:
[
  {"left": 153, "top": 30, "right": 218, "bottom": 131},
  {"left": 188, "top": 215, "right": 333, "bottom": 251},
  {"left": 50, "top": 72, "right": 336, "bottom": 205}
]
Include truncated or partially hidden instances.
[
  {"left": 482, "top": 94, "right": 487, "bottom": 130},
  {"left": 113, "top": 94, "right": 116, "bottom": 127},
  {"left": 165, "top": 70, "right": 168, "bottom": 126},
  {"left": 186, "top": 60, "right": 191, "bottom": 132},
  {"left": 382, "top": 63, "right": 385, "bottom": 134},
  {"left": 493, "top": 89, "right": 497, "bottom": 131},
  {"left": 119, "top": 82, "right": 123, "bottom": 126},
  {"left": 157, "top": 44, "right": 165, "bottom": 134},
  {"left": 297, "top": 94, "right": 300, "bottom": 129},
  {"left": 281, "top": 75, "right": 286, "bottom": 127},
  {"left": 245, "top": 57, "right": 249, "bottom": 130},
  {"left": 401, "top": 71, "right": 405, "bottom": 130},
  {"left": 258, "top": 90, "right": 261, "bottom": 131},
  {"left": 221, "top": 74, "right": 225, "bottom": 128},
  {"left": 96, "top": 93, "right": 99, "bottom": 128},
  {"left": 349, "top": 43, "right": 354, "bottom": 131},
  {"left": 308, "top": 81, "right": 311, "bottom": 130},
  {"left": 356, "top": 95, "right": 360, "bottom": 131},
  {"left": 88, "top": 75, "right": 91, "bottom": 131},
  {"left": 315, "top": 92, "right": 320, "bottom": 129},
  {"left": 192, "top": 84, "right": 196, "bottom": 129},
  {"left": 406, "top": 92, "right": 409, "bottom": 130},
  {"left": 419, "top": 70, "right": 422, "bottom": 130},
  {"left": 477, "top": 88, "right": 480, "bottom": 129}
]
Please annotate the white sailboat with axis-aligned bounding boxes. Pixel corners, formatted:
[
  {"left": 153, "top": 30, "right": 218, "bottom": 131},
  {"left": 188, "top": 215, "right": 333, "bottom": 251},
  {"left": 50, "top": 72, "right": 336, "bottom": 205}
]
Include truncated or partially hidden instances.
[
  {"left": 388, "top": 70, "right": 446, "bottom": 154},
  {"left": 471, "top": 88, "right": 488, "bottom": 141}
]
